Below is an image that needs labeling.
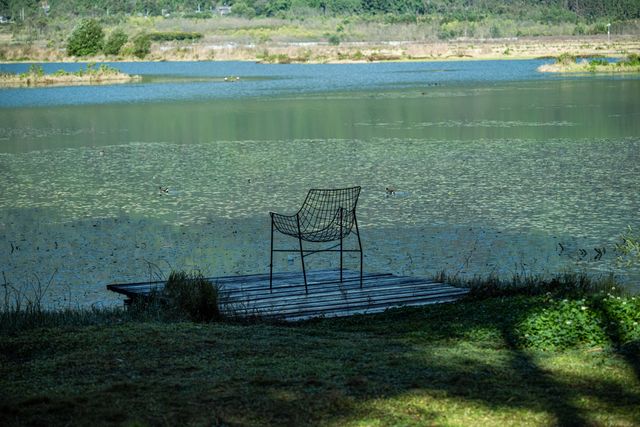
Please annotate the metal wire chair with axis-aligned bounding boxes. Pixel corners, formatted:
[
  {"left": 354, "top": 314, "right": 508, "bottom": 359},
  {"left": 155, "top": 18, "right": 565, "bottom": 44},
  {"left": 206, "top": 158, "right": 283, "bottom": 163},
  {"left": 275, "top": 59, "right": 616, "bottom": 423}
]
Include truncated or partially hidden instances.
[{"left": 270, "top": 187, "right": 363, "bottom": 293}]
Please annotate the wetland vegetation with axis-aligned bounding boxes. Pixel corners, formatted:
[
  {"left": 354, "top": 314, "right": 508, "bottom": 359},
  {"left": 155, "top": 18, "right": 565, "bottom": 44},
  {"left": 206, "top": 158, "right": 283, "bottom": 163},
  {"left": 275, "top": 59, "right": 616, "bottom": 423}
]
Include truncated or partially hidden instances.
[
  {"left": 538, "top": 52, "right": 640, "bottom": 73},
  {"left": 0, "top": 62, "right": 138, "bottom": 86}
]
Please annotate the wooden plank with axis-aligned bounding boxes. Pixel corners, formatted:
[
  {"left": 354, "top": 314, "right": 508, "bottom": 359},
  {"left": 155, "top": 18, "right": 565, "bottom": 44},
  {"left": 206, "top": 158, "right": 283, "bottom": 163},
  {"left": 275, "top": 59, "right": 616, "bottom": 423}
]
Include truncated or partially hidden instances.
[
  {"left": 106, "top": 270, "right": 389, "bottom": 296},
  {"left": 220, "top": 272, "right": 391, "bottom": 293},
  {"left": 284, "top": 296, "right": 463, "bottom": 321},
  {"left": 257, "top": 290, "right": 467, "bottom": 316},
  {"left": 226, "top": 282, "right": 462, "bottom": 307},
  {"left": 241, "top": 294, "right": 466, "bottom": 320},
  {"left": 106, "top": 269, "right": 468, "bottom": 321},
  {"left": 232, "top": 288, "right": 468, "bottom": 316},
  {"left": 224, "top": 285, "right": 467, "bottom": 312},
  {"left": 221, "top": 274, "right": 440, "bottom": 298}
]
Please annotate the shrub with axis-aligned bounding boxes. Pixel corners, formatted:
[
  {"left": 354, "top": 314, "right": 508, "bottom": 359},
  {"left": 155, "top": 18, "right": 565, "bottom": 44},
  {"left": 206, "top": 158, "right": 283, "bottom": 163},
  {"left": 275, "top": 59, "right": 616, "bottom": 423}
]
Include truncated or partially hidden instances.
[
  {"left": 132, "top": 33, "right": 151, "bottom": 59},
  {"left": 556, "top": 52, "right": 576, "bottom": 65},
  {"left": 182, "top": 12, "right": 213, "bottom": 19},
  {"left": 590, "top": 23, "right": 608, "bottom": 35},
  {"left": 28, "top": 64, "right": 44, "bottom": 77},
  {"left": 489, "top": 25, "right": 502, "bottom": 38},
  {"left": 516, "top": 293, "right": 640, "bottom": 350},
  {"left": 104, "top": 29, "right": 128, "bottom": 55},
  {"left": 148, "top": 32, "right": 203, "bottom": 42},
  {"left": 67, "top": 19, "right": 104, "bottom": 57},
  {"left": 231, "top": 2, "right": 256, "bottom": 19},
  {"left": 328, "top": 33, "right": 341, "bottom": 45},
  {"left": 622, "top": 53, "right": 640, "bottom": 66}
]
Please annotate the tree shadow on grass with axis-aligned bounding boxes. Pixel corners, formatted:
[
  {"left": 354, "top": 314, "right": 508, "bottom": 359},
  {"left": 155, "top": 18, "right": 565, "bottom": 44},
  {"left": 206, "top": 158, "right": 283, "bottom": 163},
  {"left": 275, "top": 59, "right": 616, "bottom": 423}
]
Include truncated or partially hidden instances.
[
  {"left": 1, "top": 297, "right": 639, "bottom": 426},
  {"left": 299, "top": 297, "right": 640, "bottom": 426},
  {"left": 594, "top": 300, "right": 640, "bottom": 384}
]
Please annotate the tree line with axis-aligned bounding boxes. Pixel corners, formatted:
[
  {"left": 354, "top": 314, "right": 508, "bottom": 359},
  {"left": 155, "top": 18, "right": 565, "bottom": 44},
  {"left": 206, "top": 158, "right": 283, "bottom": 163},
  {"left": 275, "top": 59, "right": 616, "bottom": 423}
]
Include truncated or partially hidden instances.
[{"left": 1, "top": 0, "right": 638, "bottom": 21}]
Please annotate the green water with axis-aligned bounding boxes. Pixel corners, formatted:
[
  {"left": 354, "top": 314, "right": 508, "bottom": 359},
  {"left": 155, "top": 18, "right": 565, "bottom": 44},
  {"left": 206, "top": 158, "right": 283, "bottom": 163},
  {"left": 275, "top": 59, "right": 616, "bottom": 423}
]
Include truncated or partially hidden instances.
[{"left": 1, "top": 70, "right": 639, "bottom": 305}]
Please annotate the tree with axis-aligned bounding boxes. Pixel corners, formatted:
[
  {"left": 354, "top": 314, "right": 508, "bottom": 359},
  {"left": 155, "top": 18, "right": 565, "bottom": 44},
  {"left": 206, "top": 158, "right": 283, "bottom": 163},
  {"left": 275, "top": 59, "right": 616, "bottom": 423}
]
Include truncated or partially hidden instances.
[
  {"left": 132, "top": 33, "right": 151, "bottom": 58},
  {"left": 103, "top": 29, "right": 128, "bottom": 55},
  {"left": 67, "top": 19, "right": 104, "bottom": 56}
]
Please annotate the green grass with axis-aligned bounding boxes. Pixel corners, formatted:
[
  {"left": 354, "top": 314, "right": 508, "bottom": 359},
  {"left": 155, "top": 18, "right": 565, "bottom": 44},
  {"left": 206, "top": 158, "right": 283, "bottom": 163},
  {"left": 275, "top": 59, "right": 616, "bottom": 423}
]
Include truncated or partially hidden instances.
[{"left": 1, "top": 285, "right": 639, "bottom": 426}]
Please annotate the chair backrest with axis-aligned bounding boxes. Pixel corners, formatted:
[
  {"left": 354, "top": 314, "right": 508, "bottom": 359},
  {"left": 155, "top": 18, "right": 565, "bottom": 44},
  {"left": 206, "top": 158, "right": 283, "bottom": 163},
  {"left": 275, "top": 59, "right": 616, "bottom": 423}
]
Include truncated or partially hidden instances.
[{"left": 297, "top": 187, "right": 361, "bottom": 242}]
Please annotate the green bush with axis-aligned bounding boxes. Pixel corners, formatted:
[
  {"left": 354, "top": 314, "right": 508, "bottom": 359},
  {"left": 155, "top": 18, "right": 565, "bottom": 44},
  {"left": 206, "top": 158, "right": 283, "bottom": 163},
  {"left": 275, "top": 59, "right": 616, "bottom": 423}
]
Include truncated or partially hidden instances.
[
  {"left": 67, "top": 19, "right": 104, "bottom": 57},
  {"left": 516, "top": 293, "right": 640, "bottom": 350},
  {"left": 231, "top": 2, "right": 257, "bottom": 19},
  {"left": 622, "top": 53, "right": 640, "bottom": 66},
  {"left": 28, "top": 64, "right": 44, "bottom": 77},
  {"left": 556, "top": 52, "right": 576, "bottom": 65},
  {"left": 182, "top": 12, "right": 213, "bottom": 19},
  {"left": 104, "top": 29, "right": 128, "bottom": 55},
  {"left": 590, "top": 22, "right": 608, "bottom": 35},
  {"left": 132, "top": 33, "right": 151, "bottom": 59},
  {"left": 328, "top": 33, "right": 341, "bottom": 45},
  {"left": 148, "top": 32, "right": 203, "bottom": 42}
]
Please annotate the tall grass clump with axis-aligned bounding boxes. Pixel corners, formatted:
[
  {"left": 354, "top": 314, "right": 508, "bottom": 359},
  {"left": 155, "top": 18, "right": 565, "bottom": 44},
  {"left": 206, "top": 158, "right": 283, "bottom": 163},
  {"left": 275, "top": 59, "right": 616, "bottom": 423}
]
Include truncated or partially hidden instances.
[
  {"left": 0, "top": 271, "right": 130, "bottom": 334},
  {"left": 133, "top": 270, "right": 222, "bottom": 322},
  {"left": 447, "top": 271, "right": 618, "bottom": 300}
]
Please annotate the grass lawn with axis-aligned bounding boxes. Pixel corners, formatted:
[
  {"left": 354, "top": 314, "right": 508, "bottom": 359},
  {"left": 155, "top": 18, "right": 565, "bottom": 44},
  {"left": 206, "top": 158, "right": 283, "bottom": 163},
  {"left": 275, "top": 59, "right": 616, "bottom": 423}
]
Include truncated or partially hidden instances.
[{"left": 1, "top": 292, "right": 639, "bottom": 426}]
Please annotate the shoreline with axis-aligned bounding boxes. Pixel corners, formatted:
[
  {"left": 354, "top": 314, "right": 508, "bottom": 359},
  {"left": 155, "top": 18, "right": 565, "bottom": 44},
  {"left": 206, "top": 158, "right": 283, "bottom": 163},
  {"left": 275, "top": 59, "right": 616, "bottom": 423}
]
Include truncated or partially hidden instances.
[{"left": 1, "top": 35, "right": 638, "bottom": 65}]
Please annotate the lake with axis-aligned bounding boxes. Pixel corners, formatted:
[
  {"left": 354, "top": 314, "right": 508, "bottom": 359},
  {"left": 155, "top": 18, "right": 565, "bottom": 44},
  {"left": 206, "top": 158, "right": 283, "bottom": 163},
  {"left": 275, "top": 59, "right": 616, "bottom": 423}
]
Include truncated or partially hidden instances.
[{"left": 1, "top": 60, "right": 639, "bottom": 307}]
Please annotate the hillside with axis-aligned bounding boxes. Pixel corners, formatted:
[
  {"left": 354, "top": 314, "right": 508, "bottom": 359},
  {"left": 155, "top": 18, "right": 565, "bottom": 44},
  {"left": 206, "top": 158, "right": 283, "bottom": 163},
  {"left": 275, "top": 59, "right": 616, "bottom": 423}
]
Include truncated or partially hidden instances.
[{"left": 2, "top": 0, "right": 639, "bottom": 22}]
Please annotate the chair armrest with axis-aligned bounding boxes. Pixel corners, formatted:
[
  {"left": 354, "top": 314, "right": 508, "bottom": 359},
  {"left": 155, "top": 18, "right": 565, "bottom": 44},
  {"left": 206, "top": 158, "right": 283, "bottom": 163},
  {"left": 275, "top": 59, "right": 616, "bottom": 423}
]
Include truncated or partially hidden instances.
[{"left": 270, "top": 212, "right": 300, "bottom": 237}]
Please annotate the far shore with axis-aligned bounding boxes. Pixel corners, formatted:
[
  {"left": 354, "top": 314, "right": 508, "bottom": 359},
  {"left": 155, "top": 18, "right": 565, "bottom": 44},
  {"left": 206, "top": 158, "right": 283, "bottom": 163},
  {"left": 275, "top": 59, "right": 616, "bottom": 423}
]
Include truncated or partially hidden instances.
[{"left": 1, "top": 35, "right": 638, "bottom": 65}]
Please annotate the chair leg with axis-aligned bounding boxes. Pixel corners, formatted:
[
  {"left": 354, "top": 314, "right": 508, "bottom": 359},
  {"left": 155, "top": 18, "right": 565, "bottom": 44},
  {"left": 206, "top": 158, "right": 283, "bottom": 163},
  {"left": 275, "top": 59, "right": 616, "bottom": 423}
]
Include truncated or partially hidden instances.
[
  {"left": 296, "top": 214, "right": 308, "bottom": 294},
  {"left": 354, "top": 213, "right": 363, "bottom": 289},
  {"left": 270, "top": 216, "right": 274, "bottom": 292},
  {"left": 298, "top": 236, "right": 308, "bottom": 294},
  {"left": 339, "top": 209, "right": 343, "bottom": 283}
]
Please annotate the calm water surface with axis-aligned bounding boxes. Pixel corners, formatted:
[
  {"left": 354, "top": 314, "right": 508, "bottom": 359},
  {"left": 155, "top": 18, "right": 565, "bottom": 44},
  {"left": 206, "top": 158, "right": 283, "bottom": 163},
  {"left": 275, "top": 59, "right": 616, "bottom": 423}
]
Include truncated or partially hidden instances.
[{"left": 1, "top": 60, "right": 639, "bottom": 306}]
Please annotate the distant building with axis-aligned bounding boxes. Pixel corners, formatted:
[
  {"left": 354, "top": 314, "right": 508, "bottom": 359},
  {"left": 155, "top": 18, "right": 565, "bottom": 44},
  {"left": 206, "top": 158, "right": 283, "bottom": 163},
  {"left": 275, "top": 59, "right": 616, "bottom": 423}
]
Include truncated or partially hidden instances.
[{"left": 216, "top": 6, "right": 232, "bottom": 15}]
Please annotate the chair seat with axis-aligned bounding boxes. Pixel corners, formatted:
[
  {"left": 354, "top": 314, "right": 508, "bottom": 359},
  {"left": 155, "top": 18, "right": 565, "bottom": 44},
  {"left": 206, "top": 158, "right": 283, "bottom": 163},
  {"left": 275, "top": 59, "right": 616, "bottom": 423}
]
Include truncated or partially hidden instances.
[
  {"left": 270, "top": 187, "right": 363, "bottom": 293},
  {"left": 271, "top": 212, "right": 350, "bottom": 242}
]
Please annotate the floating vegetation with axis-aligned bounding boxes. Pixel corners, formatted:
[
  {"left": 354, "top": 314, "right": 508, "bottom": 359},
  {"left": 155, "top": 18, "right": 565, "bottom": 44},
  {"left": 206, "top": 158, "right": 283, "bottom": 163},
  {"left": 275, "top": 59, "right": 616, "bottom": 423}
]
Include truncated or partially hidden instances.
[
  {"left": 0, "top": 63, "right": 141, "bottom": 87},
  {"left": 538, "top": 53, "right": 640, "bottom": 73},
  {"left": 1, "top": 136, "right": 639, "bottom": 308}
]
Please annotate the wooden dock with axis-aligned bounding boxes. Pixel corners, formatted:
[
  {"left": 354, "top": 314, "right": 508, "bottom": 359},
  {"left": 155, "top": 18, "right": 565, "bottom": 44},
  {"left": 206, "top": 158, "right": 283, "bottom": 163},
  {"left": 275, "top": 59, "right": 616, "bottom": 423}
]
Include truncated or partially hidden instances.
[{"left": 107, "top": 270, "right": 468, "bottom": 321}]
